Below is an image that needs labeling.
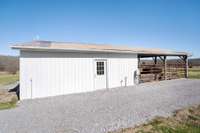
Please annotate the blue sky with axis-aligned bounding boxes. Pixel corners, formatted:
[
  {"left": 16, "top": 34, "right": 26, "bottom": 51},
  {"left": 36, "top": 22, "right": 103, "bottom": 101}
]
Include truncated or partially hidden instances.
[{"left": 0, "top": 0, "right": 200, "bottom": 57}]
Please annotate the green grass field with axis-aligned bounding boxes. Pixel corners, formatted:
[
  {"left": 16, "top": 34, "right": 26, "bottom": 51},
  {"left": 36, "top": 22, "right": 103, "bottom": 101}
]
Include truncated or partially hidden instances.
[
  {"left": 189, "top": 68, "right": 200, "bottom": 79},
  {"left": 0, "top": 101, "right": 17, "bottom": 110},
  {"left": 0, "top": 72, "right": 19, "bottom": 86},
  {"left": 0, "top": 72, "right": 19, "bottom": 110}
]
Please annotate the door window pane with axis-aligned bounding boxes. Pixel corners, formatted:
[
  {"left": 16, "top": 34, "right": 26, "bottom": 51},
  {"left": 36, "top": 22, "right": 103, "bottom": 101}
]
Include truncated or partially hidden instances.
[{"left": 96, "top": 62, "right": 104, "bottom": 75}]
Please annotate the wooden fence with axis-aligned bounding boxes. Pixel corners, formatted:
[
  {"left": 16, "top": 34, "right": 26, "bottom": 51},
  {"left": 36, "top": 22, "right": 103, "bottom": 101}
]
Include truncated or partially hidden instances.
[{"left": 139, "top": 62, "right": 186, "bottom": 83}]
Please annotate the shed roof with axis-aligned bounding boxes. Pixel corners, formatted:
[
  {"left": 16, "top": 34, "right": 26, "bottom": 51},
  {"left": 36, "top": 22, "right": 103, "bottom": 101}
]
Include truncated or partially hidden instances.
[{"left": 11, "top": 40, "right": 189, "bottom": 56}]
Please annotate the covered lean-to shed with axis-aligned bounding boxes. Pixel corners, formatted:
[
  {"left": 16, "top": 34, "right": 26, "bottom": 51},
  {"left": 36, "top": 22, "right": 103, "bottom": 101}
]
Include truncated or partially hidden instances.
[{"left": 12, "top": 41, "right": 189, "bottom": 100}]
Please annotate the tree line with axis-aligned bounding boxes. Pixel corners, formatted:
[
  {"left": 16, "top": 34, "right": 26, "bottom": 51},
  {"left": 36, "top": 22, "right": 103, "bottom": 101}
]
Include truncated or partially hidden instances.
[{"left": 0, "top": 55, "right": 19, "bottom": 74}]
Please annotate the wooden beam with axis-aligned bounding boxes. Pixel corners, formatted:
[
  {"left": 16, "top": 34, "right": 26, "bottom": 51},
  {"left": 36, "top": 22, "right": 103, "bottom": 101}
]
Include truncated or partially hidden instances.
[
  {"left": 179, "top": 55, "right": 185, "bottom": 61},
  {"left": 164, "top": 56, "right": 167, "bottom": 80},
  {"left": 138, "top": 55, "right": 141, "bottom": 83},
  {"left": 138, "top": 56, "right": 141, "bottom": 68},
  {"left": 155, "top": 56, "right": 157, "bottom": 64},
  {"left": 152, "top": 57, "right": 155, "bottom": 63},
  {"left": 152, "top": 56, "right": 157, "bottom": 64},
  {"left": 184, "top": 55, "right": 188, "bottom": 78},
  {"left": 158, "top": 56, "right": 165, "bottom": 62}
]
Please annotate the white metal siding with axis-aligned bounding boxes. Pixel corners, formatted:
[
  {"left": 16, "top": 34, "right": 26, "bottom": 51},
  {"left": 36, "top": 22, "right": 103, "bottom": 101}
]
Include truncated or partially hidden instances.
[
  {"left": 20, "top": 51, "right": 138, "bottom": 99},
  {"left": 20, "top": 51, "right": 94, "bottom": 99},
  {"left": 108, "top": 54, "right": 137, "bottom": 88}
]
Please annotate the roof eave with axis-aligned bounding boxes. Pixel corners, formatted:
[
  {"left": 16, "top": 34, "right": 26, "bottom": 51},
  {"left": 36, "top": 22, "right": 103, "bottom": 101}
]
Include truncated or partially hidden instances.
[
  {"left": 11, "top": 45, "right": 190, "bottom": 56},
  {"left": 11, "top": 46, "right": 139, "bottom": 54}
]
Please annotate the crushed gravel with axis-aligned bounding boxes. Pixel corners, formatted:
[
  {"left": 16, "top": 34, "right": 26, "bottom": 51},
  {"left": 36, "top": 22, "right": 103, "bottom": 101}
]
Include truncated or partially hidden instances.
[{"left": 0, "top": 79, "right": 200, "bottom": 133}]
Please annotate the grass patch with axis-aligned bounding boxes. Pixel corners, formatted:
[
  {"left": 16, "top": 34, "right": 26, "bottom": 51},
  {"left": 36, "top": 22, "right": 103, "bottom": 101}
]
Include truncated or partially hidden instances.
[
  {"left": 110, "top": 105, "right": 200, "bottom": 133},
  {"left": 0, "top": 102, "right": 16, "bottom": 110},
  {"left": 0, "top": 72, "right": 19, "bottom": 86},
  {"left": 189, "top": 68, "right": 200, "bottom": 79},
  {"left": 0, "top": 97, "right": 17, "bottom": 110}
]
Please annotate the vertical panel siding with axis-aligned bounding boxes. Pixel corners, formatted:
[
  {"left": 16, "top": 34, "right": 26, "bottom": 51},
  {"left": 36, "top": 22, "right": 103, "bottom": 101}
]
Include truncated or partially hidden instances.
[
  {"left": 20, "top": 51, "right": 94, "bottom": 99},
  {"left": 20, "top": 51, "right": 138, "bottom": 99},
  {"left": 108, "top": 54, "right": 138, "bottom": 88}
]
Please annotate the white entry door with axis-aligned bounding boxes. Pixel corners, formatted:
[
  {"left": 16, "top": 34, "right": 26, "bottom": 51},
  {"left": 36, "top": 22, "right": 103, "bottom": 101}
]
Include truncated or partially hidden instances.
[{"left": 94, "top": 60, "right": 107, "bottom": 90}]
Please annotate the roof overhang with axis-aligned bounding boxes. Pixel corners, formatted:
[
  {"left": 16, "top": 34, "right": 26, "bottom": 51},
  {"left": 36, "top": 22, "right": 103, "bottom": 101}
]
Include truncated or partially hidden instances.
[{"left": 11, "top": 41, "right": 191, "bottom": 57}]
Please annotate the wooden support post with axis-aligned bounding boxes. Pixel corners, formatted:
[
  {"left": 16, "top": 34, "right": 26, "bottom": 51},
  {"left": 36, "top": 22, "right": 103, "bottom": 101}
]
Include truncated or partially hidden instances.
[
  {"left": 138, "top": 56, "right": 140, "bottom": 68},
  {"left": 138, "top": 55, "right": 141, "bottom": 83},
  {"left": 164, "top": 56, "right": 167, "bottom": 80},
  {"left": 155, "top": 56, "right": 157, "bottom": 64},
  {"left": 184, "top": 55, "right": 188, "bottom": 78},
  {"left": 152, "top": 57, "right": 155, "bottom": 64},
  {"left": 179, "top": 55, "right": 188, "bottom": 78},
  {"left": 154, "top": 56, "right": 157, "bottom": 80}
]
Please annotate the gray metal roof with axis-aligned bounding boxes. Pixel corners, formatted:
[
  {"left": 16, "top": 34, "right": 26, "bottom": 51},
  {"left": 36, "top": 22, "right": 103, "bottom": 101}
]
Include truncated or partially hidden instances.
[{"left": 11, "top": 40, "right": 190, "bottom": 56}]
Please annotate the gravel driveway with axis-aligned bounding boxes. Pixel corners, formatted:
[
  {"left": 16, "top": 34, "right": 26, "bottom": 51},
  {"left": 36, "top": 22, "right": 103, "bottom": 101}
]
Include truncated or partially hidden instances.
[{"left": 0, "top": 79, "right": 200, "bottom": 133}]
